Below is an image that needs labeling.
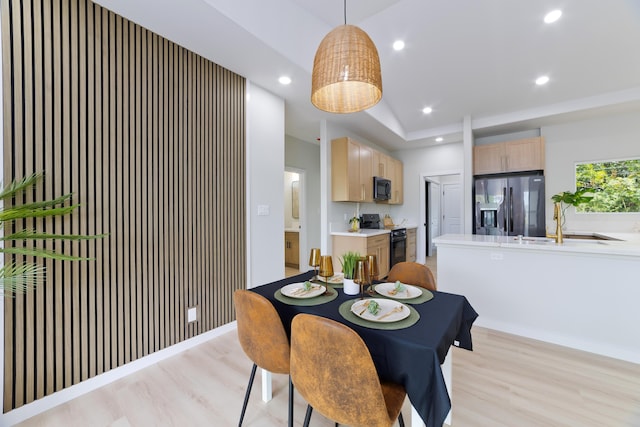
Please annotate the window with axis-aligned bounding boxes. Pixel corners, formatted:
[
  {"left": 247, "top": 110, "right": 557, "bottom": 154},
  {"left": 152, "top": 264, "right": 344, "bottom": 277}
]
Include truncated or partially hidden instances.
[{"left": 575, "top": 158, "right": 640, "bottom": 213}]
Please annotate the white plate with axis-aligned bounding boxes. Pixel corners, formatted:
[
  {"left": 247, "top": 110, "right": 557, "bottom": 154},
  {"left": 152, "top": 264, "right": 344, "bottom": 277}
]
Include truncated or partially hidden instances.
[
  {"left": 281, "top": 282, "right": 326, "bottom": 299},
  {"left": 374, "top": 282, "right": 423, "bottom": 299},
  {"left": 350, "top": 299, "right": 410, "bottom": 323},
  {"left": 315, "top": 273, "right": 344, "bottom": 285}
]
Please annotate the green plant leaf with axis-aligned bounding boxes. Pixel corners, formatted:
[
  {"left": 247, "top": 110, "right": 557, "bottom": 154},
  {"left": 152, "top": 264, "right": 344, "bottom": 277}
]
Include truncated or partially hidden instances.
[
  {"left": 1, "top": 229, "right": 108, "bottom": 241},
  {"left": 0, "top": 246, "right": 93, "bottom": 261},
  {"left": 0, "top": 262, "right": 46, "bottom": 296},
  {"left": 0, "top": 172, "right": 43, "bottom": 200},
  {"left": 0, "top": 204, "right": 79, "bottom": 222}
]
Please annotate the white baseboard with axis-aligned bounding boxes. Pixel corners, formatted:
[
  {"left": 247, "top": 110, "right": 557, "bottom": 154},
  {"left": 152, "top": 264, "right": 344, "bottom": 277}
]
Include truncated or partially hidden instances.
[{"left": 1, "top": 322, "right": 237, "bottom": 427}]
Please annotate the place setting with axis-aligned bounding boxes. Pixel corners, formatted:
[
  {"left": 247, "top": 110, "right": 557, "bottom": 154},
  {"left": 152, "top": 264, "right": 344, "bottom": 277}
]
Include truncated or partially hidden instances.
[
  {"left": 372, "top": 280, "right": 434, "bottom": 304},
  {"left": 275, "top": 253, "right": 338, "bottom": 306},
  {"left": 337, "top": 256, "right": 420, "bottom": 329}
]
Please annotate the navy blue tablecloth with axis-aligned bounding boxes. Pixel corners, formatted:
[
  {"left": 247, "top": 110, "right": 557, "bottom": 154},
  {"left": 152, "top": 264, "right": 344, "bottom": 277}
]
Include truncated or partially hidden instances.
[{"left": 251, "top": 271, "right": 478, "bottom": 427}]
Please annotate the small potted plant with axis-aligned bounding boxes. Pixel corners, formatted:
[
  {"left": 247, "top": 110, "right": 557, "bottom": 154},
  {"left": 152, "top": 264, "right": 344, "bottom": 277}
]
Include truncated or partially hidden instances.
[
  {"left": 349, "top": 215, "right": 360, "bottom": 232},
  {"left": 340, "top": 251, "right": 361, "bottom": 295},
  {"left": 551, "top": 188, "right": 594, "bottom": 227}
]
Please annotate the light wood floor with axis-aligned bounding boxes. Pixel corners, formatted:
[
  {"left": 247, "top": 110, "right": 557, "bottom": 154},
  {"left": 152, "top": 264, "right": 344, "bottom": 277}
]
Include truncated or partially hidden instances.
[{"left": 15, "top": 325, "right": 640, "bottom": 427}]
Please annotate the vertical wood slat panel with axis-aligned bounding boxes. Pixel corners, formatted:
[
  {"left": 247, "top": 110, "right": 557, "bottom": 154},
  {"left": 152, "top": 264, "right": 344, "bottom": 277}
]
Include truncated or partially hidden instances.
[{"left": 3, "top": 0, "right": 246, "bottom": 412}]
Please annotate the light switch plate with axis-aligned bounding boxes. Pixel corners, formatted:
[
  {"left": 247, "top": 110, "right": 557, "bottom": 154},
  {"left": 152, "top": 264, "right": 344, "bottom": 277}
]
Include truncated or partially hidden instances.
[
  {"left": 187, "top": 306, "right": 197, "bottom": 322},
  {"left": 257, "top": 204, "right": 270, "bottom": 216}
]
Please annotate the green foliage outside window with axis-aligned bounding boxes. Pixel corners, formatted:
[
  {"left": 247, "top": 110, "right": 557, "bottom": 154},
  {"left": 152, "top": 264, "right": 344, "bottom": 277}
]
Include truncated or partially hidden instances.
[{"left": 575, "top": 159, "right": 640, "bottom": 213}]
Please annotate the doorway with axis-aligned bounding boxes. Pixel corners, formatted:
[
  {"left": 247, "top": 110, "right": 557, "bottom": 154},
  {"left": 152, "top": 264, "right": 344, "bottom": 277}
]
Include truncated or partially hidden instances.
[
  {"left": 420, "top": 172, "right": 462, "bottom": 263},
  {"left": 284, "top": 169, "right": 306, "bottom": 276}
]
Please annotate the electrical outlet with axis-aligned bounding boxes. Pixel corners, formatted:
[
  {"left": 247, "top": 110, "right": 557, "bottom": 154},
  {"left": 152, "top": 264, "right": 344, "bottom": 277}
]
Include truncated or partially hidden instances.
[{"left": 187, "top": 306, "right": 197, "bottom": 323}]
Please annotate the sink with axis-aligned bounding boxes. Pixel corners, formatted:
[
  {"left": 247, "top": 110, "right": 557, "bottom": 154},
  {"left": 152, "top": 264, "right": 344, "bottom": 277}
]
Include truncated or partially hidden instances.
[{"left": 508, "top": 236, "right": 609, "bottom": 246}]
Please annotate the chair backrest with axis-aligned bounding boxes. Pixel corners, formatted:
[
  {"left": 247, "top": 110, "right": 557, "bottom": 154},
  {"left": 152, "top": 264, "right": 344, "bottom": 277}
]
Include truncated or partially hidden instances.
[
  {"left": 234, "top": 290, "right": 290, "bottom": 374},
  {"left": 386, "top": 262, "right": 436, "bottom": 291},
  {"left": 290, "top": 314, "right": 395, "bottom": 427}
]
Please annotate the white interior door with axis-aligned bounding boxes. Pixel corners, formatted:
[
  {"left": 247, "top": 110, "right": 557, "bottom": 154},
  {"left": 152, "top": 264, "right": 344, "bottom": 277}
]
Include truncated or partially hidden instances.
[{"left": 442, "top": 183, "right": 462, "bottom": 234}]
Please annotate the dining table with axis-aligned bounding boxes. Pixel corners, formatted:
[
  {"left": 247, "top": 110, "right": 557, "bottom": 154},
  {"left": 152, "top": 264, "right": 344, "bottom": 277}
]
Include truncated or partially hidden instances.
[{"left": 250, "top": 270, "right": 478, "bottom": 427}]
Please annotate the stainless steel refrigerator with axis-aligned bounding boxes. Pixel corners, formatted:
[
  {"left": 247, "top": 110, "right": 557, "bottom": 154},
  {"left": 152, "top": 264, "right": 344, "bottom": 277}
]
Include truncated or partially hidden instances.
[{"left": 474, "top": 174, "right": 546, "bottom": 236}]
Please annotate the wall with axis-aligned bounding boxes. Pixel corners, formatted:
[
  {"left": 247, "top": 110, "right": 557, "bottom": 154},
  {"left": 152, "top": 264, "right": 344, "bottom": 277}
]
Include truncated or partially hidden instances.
[
  {"left": 285, "top": 135, "right": 321, "bottom": 253},
  {"left": 393, "top": 143, "right": 465, "bottom": 226},
  {"left": 247, "top": 83, "right": 286, "bottom": 286},
  {"left": 1, "top": 0, "right": 246, "bottom": 413},
  {"left": 542, "top": 111, "right": 640, "bottom": 232}
]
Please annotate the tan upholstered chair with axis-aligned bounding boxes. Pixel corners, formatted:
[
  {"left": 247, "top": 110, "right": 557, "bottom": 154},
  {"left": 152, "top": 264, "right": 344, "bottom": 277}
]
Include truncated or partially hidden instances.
[
  {"left": 234, "top": 290, "right": 293, "bottom": 427},
  {"left": 386, "top": 262, "right": 437, "bottom": 291},
  {"left": 290, "top": 313, "right": 406, "bottom": 427}
]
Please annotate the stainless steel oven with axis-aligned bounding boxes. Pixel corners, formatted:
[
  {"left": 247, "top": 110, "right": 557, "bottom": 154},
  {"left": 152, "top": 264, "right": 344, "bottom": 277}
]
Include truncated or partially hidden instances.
[{"left": 390, "top": 228, "right": 407, "bottom": 268}]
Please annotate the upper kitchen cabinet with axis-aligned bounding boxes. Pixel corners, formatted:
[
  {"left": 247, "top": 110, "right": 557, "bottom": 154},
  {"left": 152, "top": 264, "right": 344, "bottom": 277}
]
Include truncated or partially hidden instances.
[
  {"left": 388, "top": 157, "right": 403, "bottom": 205},
  {"left": 332, "top": 137, "right": 374, "bottom": 202},
  {"left": 332, "top": 138, "right": 404, "bottom": 205},
  {"left": 473, "top": 137, "right": 545, "bottom": 175},
  {"left": 372, "top": 153, "right": 402, "bottom": 204}
]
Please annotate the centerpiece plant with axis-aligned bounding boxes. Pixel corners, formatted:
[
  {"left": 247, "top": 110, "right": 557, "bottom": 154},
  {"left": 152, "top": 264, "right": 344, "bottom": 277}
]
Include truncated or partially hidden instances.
[
  {"left": 339, "top": 251, "right": 361, "bottom": 280},
  {"left": 0, "top": 172, "right": 106, "bottom": 296}
]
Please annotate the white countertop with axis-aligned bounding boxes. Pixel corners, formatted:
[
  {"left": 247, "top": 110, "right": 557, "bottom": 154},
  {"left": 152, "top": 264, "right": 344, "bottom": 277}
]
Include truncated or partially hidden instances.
[
  {"left": 331, "top": 229, "right": 390, "bottom": 237},
  {"left": 433, "top": 232, "right": 640, "bottom": 257}
]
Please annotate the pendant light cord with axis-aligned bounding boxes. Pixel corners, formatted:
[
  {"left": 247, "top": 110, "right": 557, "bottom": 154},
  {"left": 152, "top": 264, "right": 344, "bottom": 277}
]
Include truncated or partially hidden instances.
[{"left": 343, "top": 0, "right": 347, "bottom": 25}]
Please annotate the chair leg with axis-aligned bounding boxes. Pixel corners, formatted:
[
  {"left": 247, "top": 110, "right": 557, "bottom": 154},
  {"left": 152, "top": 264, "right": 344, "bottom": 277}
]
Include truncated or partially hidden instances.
[
  {"left": 303, "top": 405, "right": 313, "bottom": 427},
  {"left": 238, "top": 363, "right": 258, "bottom": 427},
  {"left": 398, "top": 411, "right": 405, "bottom": 427},
  {"left": 288, "top": 376, "right": 294, "bottom": 427}
]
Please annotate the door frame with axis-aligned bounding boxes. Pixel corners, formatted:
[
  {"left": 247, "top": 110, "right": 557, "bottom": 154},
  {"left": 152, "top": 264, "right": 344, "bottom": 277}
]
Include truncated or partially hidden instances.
[
  {"left": 419, "top": 170, "right": 462, "bottom": 263},
  {"left": 285, "top": 167, "right": 307, "bottom": 272}
]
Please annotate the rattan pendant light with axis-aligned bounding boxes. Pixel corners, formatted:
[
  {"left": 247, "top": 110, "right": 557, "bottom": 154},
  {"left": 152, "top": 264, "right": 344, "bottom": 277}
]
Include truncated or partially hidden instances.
[{"left": 311, "top": 1, "right": 382, "bottom": 114}]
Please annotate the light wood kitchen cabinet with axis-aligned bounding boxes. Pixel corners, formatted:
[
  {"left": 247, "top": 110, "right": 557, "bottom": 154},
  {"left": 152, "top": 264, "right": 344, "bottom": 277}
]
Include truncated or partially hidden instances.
[
  {"left": 388, "top": 157, "right": 403, "bottom": 204},
  {"left": 473, "top": 137, "right": 545, "bottom": 175},
  {"left": 406, "top": 228, "right": 416, "bottom": 262},
  {"left": 332, "top": 233, "right": 390, "bottom": 278},
  {"left": 284, "top": 231, "right": 299, "bottom": 268},
  {"left": 331, "top": 137, "right": 373, "bottom": 202},
  {"left": 332, "top": 136, "right": 404, "bottom": 204}
]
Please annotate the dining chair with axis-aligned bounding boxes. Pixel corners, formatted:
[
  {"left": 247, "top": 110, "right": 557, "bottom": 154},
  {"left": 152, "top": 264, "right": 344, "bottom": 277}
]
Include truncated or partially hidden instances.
[
  {"left": 290, "top": 313, "right": 406, "bottom": 427},
  {"left": 386, "top": 261, "right": 437, "bottom": 291},
  {"left": 234, "top": 290, "right": 293, "bottom": 427}
]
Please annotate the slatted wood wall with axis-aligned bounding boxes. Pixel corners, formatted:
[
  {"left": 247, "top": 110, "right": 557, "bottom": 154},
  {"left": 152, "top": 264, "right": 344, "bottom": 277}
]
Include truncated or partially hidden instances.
[{"left": 1, "top": 0, "right": 246, "bottom": 411}]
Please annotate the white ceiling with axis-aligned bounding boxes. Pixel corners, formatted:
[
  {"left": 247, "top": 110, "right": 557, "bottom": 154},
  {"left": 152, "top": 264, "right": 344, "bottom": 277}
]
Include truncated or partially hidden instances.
[{"left": 94, "top": 0, "right": 640, "bottom": 150}]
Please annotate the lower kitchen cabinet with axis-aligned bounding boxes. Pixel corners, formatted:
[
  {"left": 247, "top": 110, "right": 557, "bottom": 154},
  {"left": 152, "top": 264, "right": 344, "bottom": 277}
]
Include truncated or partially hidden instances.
[
  {"left": 285, "top": 231, "right": 299, "bottom": 268},
  {"left": 332, "top": 233, "right": 390, "bottom": 278},
  {"left": 406, "top": 228, "right": 417, "bottom": 262}
]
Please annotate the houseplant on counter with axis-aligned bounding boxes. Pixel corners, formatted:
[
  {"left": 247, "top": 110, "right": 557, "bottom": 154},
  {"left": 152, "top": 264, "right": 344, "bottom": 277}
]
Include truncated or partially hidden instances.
[
  {"left": 349, "top": 215, "right": 360, "bottom": 232},
  {"left": 551, "top": 188, "right": 594, "bottom": 228},
  {"left": 340, "top": 251, "right": 361, "bottom": 295}
]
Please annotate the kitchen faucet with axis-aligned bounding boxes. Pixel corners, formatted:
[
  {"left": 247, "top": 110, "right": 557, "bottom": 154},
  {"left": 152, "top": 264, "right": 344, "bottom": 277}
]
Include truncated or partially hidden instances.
[{"left": 546, "top": 202, "right": 564, "bottom": 244}]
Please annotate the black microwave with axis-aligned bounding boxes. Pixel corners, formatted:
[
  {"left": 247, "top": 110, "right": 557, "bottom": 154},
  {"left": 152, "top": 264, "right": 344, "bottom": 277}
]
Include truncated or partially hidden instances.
[{"left": 373, "top": 176, "right": 391, "bottom": 201}]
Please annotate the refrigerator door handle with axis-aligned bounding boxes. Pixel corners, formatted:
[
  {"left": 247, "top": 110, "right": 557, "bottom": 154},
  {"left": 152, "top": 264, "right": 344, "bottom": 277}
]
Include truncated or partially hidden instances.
[
  {"left": 502, "top": 187, "right": 507, "bottom": 232},
  {"left": 509, "top": 186, "right": 514, "bottom": 233}
]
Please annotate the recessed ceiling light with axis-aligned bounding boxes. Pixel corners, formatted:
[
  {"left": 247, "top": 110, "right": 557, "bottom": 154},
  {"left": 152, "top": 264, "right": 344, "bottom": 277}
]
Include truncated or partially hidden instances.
[
  {"left": 422, "top": 107, "right": 433, "bottom": 114},
  {"left": 435, "top": 137, "right": 443, "bottom": 142},
  {"left": 278, "top": 76, "right": 292, "bottom": 85},
  {"left": 393, "top": 40, "right": 405, "bottom": 51},
  {"left": 544, "top": 10, "right": 562, "bottom": 24},
  {"left": 535, "top": 75, "right": 550, "bottom": 85}
]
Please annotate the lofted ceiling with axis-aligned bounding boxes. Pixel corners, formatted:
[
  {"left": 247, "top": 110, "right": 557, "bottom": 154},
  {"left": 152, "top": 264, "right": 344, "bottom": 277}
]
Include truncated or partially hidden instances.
[{"left": 94, "top": 0, "right": 640, "bottom": 150}]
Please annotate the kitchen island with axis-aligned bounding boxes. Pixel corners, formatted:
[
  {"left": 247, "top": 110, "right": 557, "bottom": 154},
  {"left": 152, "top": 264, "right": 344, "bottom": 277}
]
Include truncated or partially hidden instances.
[{"left": 433, "top": 233, "right": 640, "bottom": 363}]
